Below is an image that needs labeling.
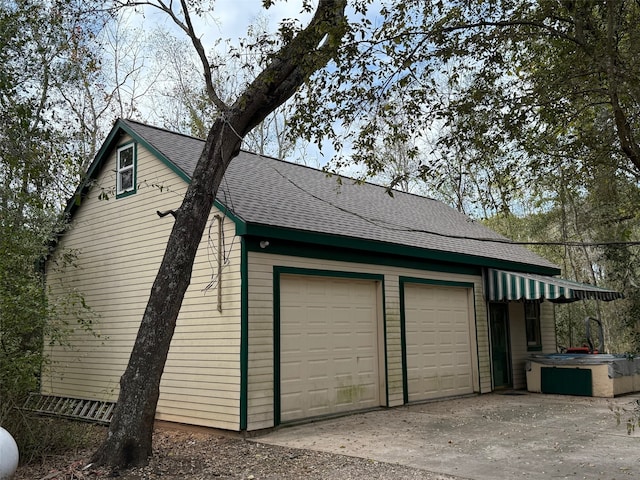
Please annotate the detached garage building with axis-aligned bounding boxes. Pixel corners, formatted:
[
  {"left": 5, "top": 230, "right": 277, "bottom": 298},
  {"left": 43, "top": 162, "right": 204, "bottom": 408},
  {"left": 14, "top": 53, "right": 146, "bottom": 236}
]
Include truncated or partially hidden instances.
[{"left": 43, "top": 119, "right": 621, "bottom": 431}]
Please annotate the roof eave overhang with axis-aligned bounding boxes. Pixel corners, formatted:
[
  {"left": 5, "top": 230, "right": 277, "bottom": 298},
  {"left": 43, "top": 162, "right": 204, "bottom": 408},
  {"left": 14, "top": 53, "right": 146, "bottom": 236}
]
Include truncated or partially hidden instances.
[{"left": 239, "top": 223, "right": 561, "bottom": 275}]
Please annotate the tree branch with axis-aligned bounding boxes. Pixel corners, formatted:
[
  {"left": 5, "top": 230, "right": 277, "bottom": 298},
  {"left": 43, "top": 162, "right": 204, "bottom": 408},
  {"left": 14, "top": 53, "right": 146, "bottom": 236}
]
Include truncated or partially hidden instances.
[
  {"left": 228, "top": 0, "right": 347, "bottom": 136},
  {"left": 114, "top": 0, "right": 228, "bottom": 111}
]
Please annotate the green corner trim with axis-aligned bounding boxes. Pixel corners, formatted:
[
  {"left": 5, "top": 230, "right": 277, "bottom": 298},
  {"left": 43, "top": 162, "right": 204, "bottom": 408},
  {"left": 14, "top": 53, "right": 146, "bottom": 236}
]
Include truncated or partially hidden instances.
[
  {"left": 399, "top": 281, "right": 409, "bottom": 404},
  {"left": 399, "top": 277, "right": 477, "bottom": 404},
  {"left": 240, "top": 237, "right": 248, "bottom": 430},
  {"left": 272, "top": 266, "right": 385, "bottom": 426}
]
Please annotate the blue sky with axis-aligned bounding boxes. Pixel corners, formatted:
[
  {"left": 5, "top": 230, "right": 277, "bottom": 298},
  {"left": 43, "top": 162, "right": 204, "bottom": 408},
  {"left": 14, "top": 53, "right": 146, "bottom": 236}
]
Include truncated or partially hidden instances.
[{"left": 138, "top": 0, "right": 312, "bottom": 46}]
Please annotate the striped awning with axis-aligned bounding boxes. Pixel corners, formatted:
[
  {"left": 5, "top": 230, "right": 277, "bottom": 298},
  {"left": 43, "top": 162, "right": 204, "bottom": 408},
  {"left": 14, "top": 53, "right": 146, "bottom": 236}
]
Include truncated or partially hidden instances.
[{"left": 487, "top": 269, "right": 623, "bottom": 303}]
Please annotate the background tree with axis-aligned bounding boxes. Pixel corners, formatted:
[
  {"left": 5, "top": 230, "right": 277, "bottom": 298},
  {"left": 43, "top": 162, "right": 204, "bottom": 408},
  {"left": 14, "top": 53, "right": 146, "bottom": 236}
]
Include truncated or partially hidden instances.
[
  {"left": 291, "top": 0, "right": 640, "bottom": 351},
  {"left": 0, "top": 0, "right": 104, "bottom": 460},
  {"left": 149, "top": 15, "right": 308, "bottom": 160}
]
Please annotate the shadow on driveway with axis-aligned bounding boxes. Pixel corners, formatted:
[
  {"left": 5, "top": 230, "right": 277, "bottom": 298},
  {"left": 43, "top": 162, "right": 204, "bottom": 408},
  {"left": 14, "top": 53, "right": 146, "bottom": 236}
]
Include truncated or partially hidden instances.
[{"left": 255, "top": 392, "right": 640, "bottom": 480}]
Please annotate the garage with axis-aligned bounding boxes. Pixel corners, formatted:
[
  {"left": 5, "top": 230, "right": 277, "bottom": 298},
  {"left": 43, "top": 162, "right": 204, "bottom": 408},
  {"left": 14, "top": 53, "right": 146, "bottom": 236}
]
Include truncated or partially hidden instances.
[
  {"left": 403, "top": 282, "right": 474, "bottom": 402},
  {"left": 279, "top": 274, "right": 381, "bottom": 423}
]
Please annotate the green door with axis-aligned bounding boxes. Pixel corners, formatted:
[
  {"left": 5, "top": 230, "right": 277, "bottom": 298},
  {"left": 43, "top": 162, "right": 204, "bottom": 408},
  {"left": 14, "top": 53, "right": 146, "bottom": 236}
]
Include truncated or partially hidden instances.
[{"left": 490, "top": 303, "right": 512, "bottom": 388}]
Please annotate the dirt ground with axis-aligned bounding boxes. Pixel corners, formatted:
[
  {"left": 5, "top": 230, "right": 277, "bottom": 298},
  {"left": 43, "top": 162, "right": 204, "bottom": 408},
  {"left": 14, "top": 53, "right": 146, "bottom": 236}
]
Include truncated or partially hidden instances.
[
  {"left": 16, "top": 392, "right": 639, "bottom": 480},
  {"left": 15, "top": 425, "right": 458, "bottom": 480}
]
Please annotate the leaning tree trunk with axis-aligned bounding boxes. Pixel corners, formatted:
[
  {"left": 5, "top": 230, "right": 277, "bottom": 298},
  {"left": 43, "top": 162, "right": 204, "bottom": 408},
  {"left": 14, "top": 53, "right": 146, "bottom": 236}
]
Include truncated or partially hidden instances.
[{"left": 91, "top": 0, "right": 346, "bottom": 468}]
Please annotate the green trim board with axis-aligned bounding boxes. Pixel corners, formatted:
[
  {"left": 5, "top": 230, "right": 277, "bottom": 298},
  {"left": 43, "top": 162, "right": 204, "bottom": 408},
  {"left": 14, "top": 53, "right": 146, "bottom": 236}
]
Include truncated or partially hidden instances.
[
  {"left": 245, "top": 236, "right": 481, "bottom": 276},
  {"left": 272, "top": 266, "right": 386, "bottom": 426},
  {"left": 239, "top": 237, "right": 248, "bottom": 430},
  {"left": 66, "top": 119, "right": 190, "bottom": 218},
  {"left": 398, "top": 277, "right": 477, "bottom": 404},
  {"left": 244, "top": 225, "right": 560, "bottom": 276}
]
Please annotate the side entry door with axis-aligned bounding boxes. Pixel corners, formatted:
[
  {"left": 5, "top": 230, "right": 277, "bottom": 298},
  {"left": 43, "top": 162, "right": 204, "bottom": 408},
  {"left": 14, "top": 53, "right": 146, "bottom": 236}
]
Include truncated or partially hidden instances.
[{"left": 489, "top": 303, "right": 512, "bottom": 388}]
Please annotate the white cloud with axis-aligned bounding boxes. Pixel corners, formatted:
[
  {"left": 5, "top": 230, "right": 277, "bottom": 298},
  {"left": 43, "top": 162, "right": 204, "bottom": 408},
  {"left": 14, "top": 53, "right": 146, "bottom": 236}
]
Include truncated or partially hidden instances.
[{"left": 133, "top": 0, "right": 312, "bottom": 48}]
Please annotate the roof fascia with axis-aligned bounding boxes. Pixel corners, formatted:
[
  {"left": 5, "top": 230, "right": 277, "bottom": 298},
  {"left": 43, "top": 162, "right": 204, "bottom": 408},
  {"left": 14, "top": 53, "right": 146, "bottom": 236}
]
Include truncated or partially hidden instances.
[
  {"left": 65, "top": 119, "right": 244, "bottom": 228},
  {"left": 213, "top": 199, "right": 244, "bottom": 227},
  {"left": 122, "top": 125, "right": 191, "bottom": 184},
  {"left": 243, "top": 223, "right": 562, "bottom": 276},
  {"left": 67, "top": 120, "right": 190, "bottom": 214}
]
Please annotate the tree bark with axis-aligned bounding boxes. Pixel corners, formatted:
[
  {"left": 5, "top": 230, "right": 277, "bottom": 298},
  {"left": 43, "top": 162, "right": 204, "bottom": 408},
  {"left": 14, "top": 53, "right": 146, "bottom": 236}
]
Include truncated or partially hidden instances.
[
  {"left": 91, "top": 0, "right": 346, "bottom": 468},
  {"left": 605, "top": 0, "right": 640, "bottom": 172}
]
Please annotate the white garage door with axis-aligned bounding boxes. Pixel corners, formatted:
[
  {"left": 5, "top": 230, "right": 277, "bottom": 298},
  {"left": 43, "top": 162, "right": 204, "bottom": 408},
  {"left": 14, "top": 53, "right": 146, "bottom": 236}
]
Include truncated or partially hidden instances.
[
  {"left": 280, "top": 275, "right": 380, "bottom": 423},
  {"left": 404, "top": 283, "right": 474, "bottom": 402}
]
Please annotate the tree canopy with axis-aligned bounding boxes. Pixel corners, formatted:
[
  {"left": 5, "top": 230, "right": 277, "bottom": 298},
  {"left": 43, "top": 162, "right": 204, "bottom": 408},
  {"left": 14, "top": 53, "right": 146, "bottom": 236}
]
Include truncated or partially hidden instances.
[
  {"left": 288, "top": 0, "right": 640, "bottom": 350},
  {"left": 4, "top": 0, "right": 640, "bottom": 469}
]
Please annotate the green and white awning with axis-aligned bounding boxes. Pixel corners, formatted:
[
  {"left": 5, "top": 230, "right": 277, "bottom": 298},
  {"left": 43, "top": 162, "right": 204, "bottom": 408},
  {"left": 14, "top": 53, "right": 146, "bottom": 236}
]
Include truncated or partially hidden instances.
[{"left": 487, "top": 269, "right": 623, "bottom": 303}]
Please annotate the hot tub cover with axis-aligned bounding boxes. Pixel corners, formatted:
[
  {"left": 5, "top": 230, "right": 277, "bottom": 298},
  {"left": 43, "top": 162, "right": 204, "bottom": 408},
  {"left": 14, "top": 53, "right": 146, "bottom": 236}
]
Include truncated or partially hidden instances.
[{"left": 487, "top": 269, "right": 623, "bottom": 303}]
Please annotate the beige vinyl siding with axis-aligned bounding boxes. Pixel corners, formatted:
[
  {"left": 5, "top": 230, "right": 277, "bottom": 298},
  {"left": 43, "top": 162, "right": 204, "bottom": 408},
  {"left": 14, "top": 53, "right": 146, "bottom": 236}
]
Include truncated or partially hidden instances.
[
  {"left": 44, "top": 136, "right": 242, "bottom": 430},
  {"left": 246, "top": 252, "right": 489, "bottom": 431},
  {"left": 508, "top": 303, "right": 527, "bottom": 389},
  {"left": 540, "top": 302, "right": 556, "bottom": 353},
  {"left": 508, "top": 302, "right": 556, "bottom": 389}
]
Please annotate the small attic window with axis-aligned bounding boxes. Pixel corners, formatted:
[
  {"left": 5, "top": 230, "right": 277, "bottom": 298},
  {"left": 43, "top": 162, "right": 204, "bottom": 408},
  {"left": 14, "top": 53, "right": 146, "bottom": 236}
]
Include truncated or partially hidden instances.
[{"left": 116, "top": 142, "right": 136, "bottom": 198}]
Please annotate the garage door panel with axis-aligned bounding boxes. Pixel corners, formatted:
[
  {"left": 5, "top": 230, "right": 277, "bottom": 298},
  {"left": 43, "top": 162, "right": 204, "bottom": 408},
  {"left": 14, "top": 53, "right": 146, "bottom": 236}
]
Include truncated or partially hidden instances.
[
  {"left": 405, "top": 284, "right": 474, "bottom": 402},
  {"left": 280, "top": 275, "right": 380, "bottom": 422}
]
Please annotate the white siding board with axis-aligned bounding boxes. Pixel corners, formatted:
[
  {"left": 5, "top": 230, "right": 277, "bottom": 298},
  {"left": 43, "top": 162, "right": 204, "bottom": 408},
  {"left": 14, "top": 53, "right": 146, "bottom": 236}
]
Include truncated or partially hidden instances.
[{"left": 45, "top": 137, "right": 242, "bottom": 430}]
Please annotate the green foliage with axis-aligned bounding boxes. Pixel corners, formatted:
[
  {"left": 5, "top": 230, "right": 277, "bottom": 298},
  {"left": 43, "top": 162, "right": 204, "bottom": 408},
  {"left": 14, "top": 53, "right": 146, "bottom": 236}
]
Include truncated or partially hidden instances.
[
  {"left": 0, "top": 0, "right": 102, "bottom": 461},
  {"left": 289, "top": 0, "right": 640, "bottom": 350},
  {"left": 292, "top": 0, "right": 640, "bottom": 210},
  {"left": 3, "top": 411, "right": 103, "bottom": 465}
]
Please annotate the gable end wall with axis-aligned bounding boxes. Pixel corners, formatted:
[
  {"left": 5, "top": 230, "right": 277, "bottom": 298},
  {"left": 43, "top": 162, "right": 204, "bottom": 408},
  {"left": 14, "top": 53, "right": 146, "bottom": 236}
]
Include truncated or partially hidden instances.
[{"left": 44, "top": 135, "right": 242, "bottom": 430}]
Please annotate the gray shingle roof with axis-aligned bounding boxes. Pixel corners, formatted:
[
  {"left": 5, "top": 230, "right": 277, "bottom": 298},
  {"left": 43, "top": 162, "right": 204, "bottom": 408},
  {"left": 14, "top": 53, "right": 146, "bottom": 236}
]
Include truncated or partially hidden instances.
[{"left": 121, "top": 119, "right": 558, "bottom": 272}]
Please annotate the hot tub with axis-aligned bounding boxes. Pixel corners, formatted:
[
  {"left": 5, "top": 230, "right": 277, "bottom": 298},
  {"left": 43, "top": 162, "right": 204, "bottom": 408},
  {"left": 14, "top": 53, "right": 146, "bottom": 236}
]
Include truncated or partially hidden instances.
[{"left": 526, "top": 354, "right": 640, "bottom": 397}]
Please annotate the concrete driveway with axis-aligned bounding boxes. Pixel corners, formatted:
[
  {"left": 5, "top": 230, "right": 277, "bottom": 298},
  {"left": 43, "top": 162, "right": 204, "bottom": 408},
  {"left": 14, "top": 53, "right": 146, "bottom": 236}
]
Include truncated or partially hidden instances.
[{"left": 255, "top": 392, "right": 640, "bottom": 479}]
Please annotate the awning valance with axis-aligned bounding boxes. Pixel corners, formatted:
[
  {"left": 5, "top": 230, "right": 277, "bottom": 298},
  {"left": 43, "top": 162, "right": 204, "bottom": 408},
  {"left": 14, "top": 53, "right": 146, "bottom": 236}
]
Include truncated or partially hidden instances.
[{"left": 486, "top": 269, "right": 623, "bottom": 303}]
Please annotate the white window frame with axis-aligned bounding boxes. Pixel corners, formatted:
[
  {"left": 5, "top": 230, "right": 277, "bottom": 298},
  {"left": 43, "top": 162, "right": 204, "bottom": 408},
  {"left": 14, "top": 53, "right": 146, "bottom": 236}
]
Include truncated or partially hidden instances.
[{"left": 116, "top": 143, "right": 136, "bottom": 197}]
